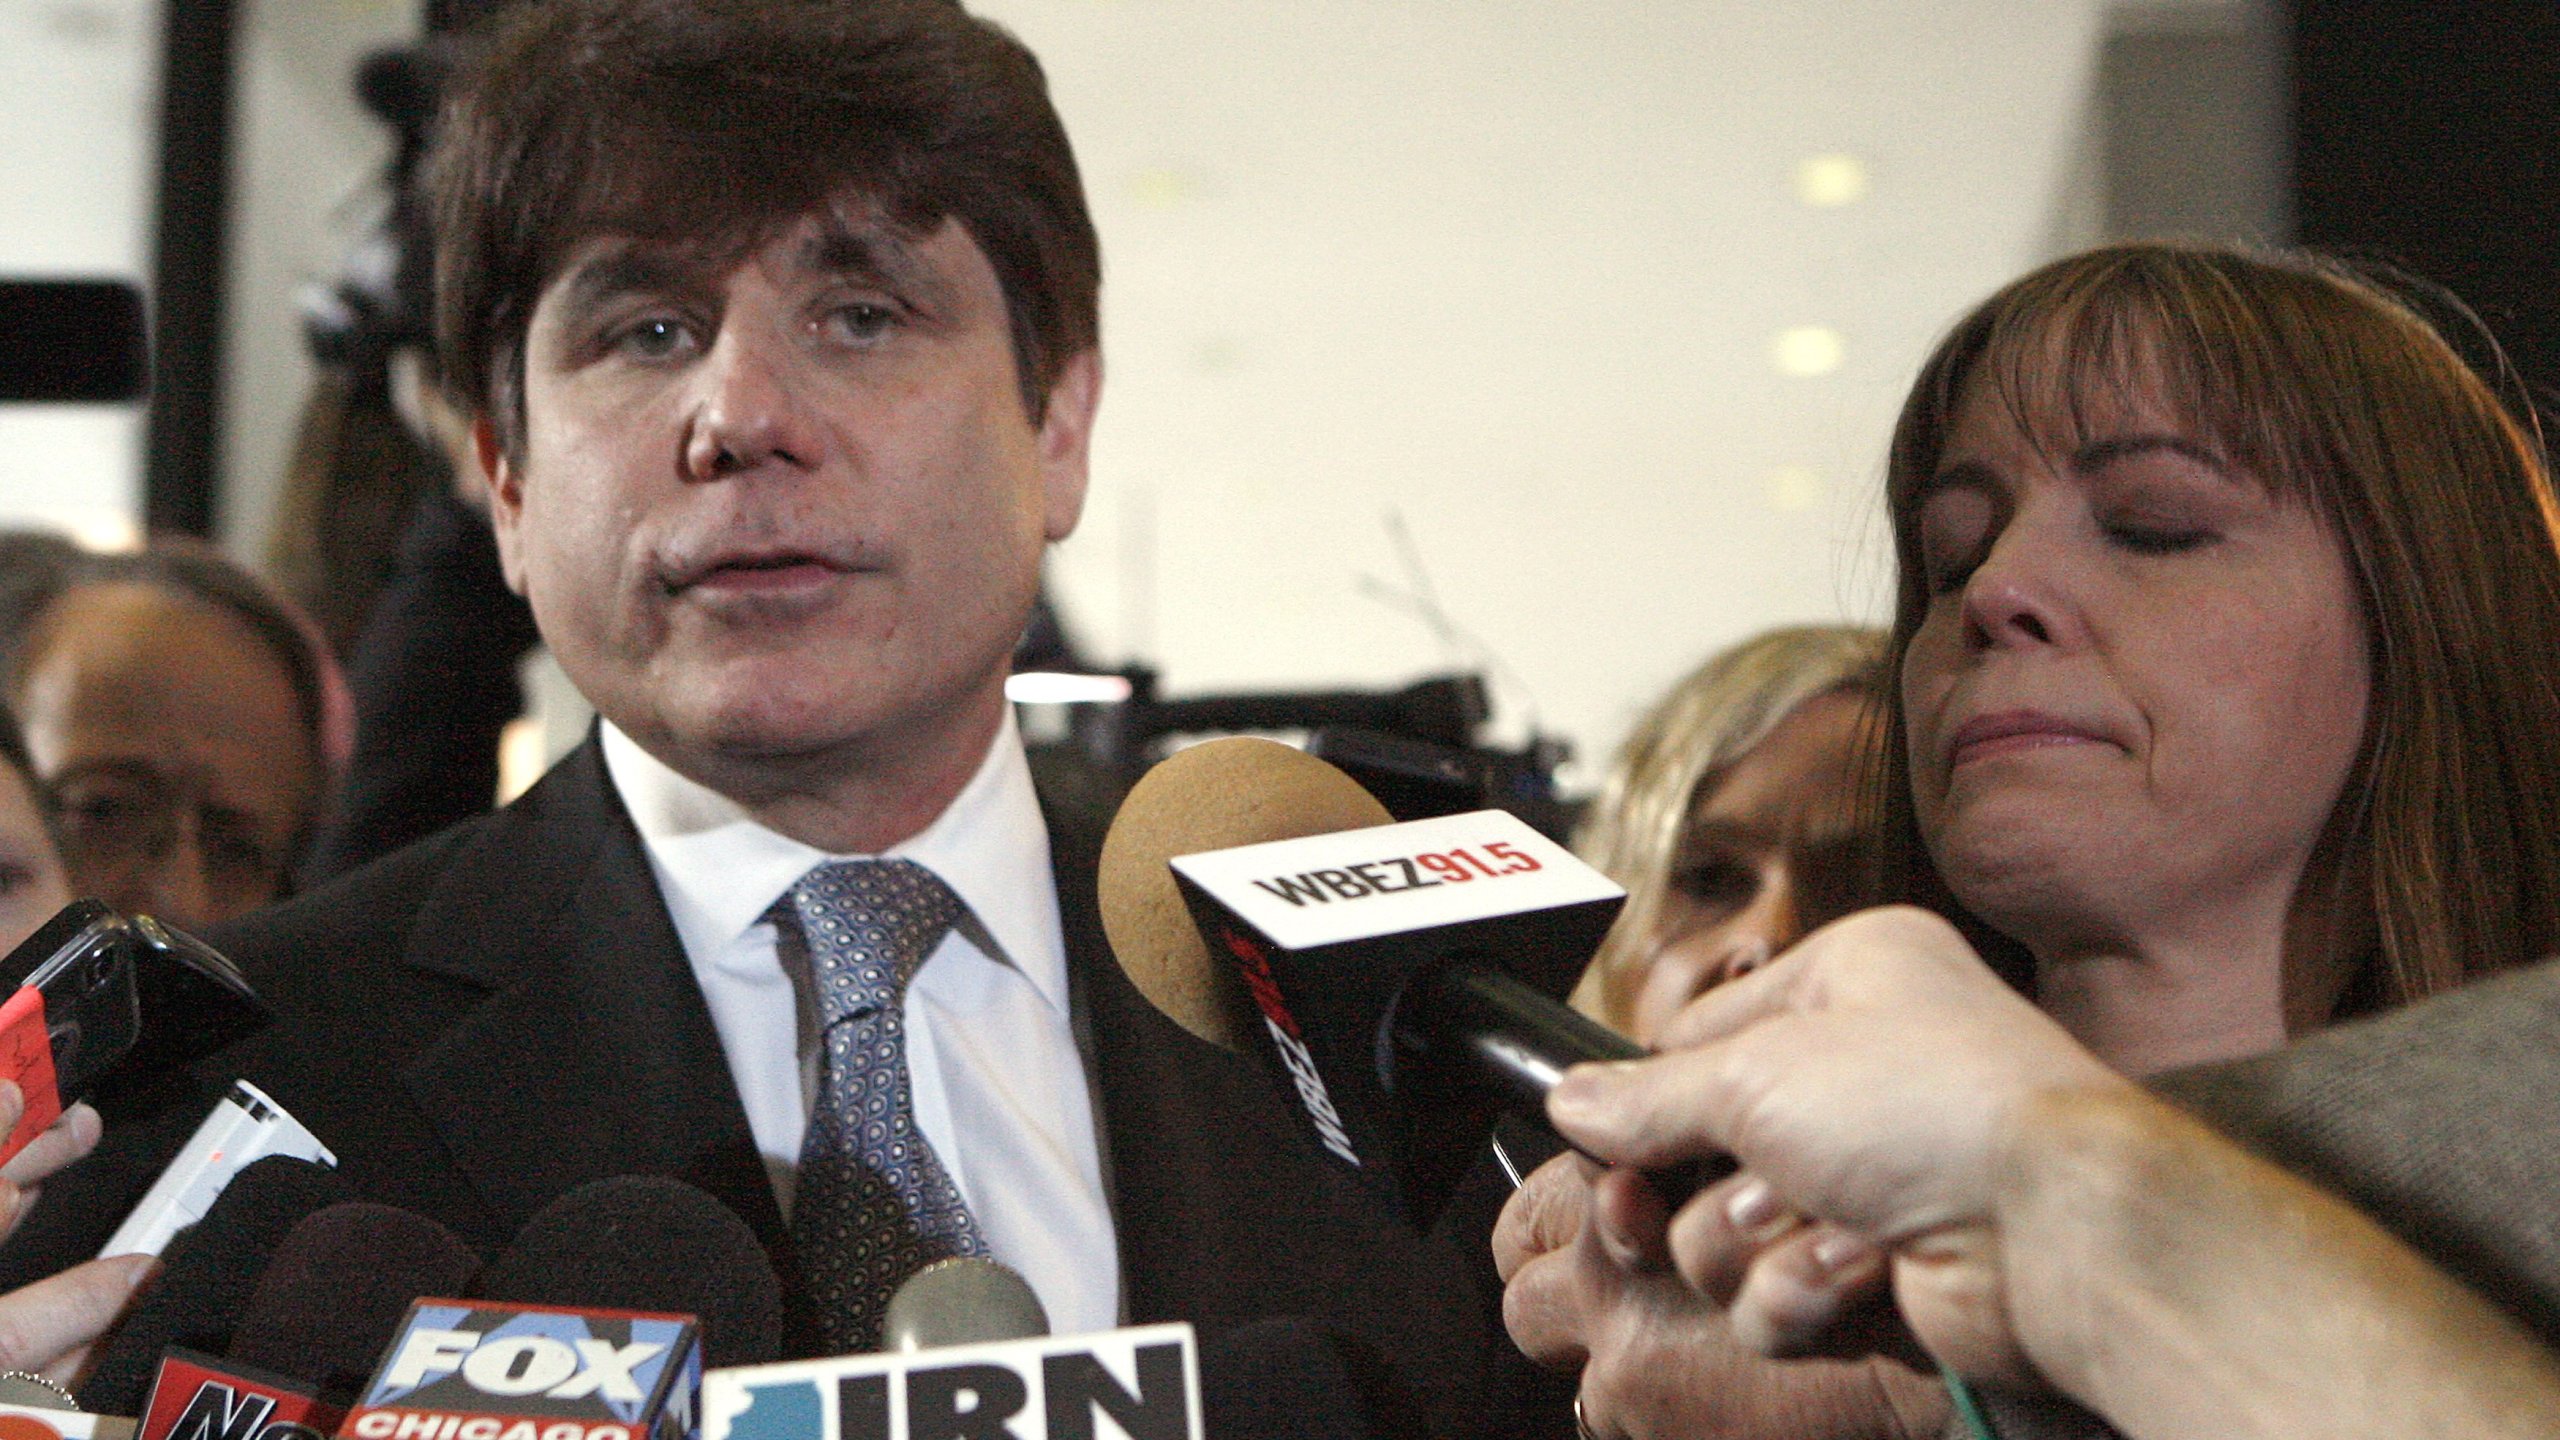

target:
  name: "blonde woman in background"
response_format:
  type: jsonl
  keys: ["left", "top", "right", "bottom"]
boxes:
{"left": 1571, "top": 625, "right": 1886, "bottom": 1046}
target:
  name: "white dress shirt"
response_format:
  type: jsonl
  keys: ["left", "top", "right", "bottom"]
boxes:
{"left": 601, "top": 713, "right": 1120, "bottom": 1336}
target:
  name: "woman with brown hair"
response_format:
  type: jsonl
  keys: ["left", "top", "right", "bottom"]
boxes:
{"left": 1500, "top": 240, "right": 2560, "bottom": 1438}
{"left": 1873, "top": 242, "right": 2560, "bottom": 1072}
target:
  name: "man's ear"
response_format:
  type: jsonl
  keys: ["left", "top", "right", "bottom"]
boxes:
{"left": 476, "top": 417, "right": 533, "bottom": 597}
{"left": 1035, "top": 348, "right": 1101, "bottom": 543}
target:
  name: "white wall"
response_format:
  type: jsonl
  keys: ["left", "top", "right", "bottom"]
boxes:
{"left": 10, "top": 0, "right": 2280, "bottom": 779}
{"left": 0, "top": 0, "right": 160, "bottom": 548}
{"left": 979, "top": 0, "right": 2116, "bottom": 775}
{"left": 217, "top": 0, "right": 418, "bottom": 555}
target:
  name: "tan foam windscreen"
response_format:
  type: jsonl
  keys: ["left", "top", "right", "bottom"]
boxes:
{"left": 1096, "top": 737, "right": 1393, "bottom": 1049}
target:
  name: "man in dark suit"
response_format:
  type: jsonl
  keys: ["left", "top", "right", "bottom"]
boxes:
{"left": 6, "top": 2, "right": 1546, "bottom": 1432}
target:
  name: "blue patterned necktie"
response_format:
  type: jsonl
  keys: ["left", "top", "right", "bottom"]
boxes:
{"left": 784, "top": 858, "right": 990, "bottom": 1352}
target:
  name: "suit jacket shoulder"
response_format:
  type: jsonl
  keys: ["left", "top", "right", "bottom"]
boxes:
{"left": 219, "top": 737, "right": 775, "bottom": 1255}
{"left": 4, "top": 740, "right": 773, "bottom": 1275}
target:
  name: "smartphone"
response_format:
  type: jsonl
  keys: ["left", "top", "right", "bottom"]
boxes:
{"left": 0, "top": 902, "right": 144, "bottom": 1164}
{"left": 120, "top": 914, "right": 271, "bottom": 1079}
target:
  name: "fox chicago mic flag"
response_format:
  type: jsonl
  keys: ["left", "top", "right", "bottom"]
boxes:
{"left": 336, "top": 1301, "right": 700, "bottom": 1440}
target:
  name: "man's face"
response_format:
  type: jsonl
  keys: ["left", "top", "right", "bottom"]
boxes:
{"left": 15, "top": 583, "right": 319, "bottom": 931}
{"left": 485, "top": 204, "right": 1098, "bottom": 820}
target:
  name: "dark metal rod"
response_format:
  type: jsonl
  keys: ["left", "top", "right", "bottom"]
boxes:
{"left": 143, "top": 0, "right": 237, "bottom": 538}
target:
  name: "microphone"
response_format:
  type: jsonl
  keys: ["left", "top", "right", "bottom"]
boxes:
{"left": 1097, "top": 736, "right": 1732, "bottom": 1228}
{"left": 78, "top": 1156, "right": 353, "bottom": 1416}
{"left": 469, "top": 1177, "right": 785, "bottom": 1370}
{"left": 878, "top": 1259, "right": 1047, "bottom": 1353}
{"left": 342, "top": 1300, "right": 702, "bottom": 1440}
{"left": 136, "top": 1352, "right": 339, "bottom": 1440}
{"left": 334, "top": 1179, "right": 780, "bottom": 1440}
{"left": 224, "top": 1202, "right": 483, "bottom": 1405}
{"left": 0, "top": 1403, "right": 136, "bottom": 1440}
{"left": 700, "top": 1313, "right": 1201, "bottom": 1440}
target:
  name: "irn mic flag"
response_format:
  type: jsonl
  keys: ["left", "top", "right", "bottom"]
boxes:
{"left": 701, "top": 1325, "right": 1199, "bottom": 1440}
{"left": 338, "top": 1301, "right": 701, "bottom": 1440}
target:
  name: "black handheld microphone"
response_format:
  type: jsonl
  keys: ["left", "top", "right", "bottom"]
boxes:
{"left": 223, "top": 1201, "right": 483, "bottom": 1405}
{"left": 1098, "top": 737, "right": 1734, "bottom": 1228}
{"left": 469, "top": 1175, "right": 785, "bottom": 1368}
{"left": 131, "top": 1208, "right": 467, "bottom": 1440}
{"left": 78, "top": 1155, "right": 353, "bottom": 1415}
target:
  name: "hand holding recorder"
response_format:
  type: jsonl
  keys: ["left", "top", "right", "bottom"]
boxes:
{"left": 0, "top": 901, "right": 272, "bottom": 1173}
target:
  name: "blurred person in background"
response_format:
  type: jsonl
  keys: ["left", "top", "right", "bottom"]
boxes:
{"left": 0, "top": 706, "right": 155, "bottom": 1383}
{"left": 1530, "top": 624, "right": 1939, "bottom": 1435}
{"left": 0, "top": 538, "right": 345, "bottom": 931}
{"left": 1570, "top": 625, "right": 1886, "bottom": 1046}
{"left": 0, "top": 703, "right": 70, "bottom": 966}
{"left": 269, "top": 35, "right": 545, "bottom": 879}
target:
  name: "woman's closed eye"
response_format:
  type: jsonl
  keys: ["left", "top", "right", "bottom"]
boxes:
{"left": 2102, "top": 519, "right": 2216, "bottom": 555}
{"left": 1915, "top": 486, "right": 1996, "bottom": 595}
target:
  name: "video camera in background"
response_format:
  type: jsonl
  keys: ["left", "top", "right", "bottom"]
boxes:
{"left": 1021, "top": 667, "right": 1580, "bottom": 842}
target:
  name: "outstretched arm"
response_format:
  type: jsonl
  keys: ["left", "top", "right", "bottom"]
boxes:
{"left": 1548, "top": 907, "right": 2560, "bottom": 1440}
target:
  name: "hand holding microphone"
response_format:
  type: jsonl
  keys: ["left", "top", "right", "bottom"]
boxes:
{"left": 0, "top": 1255, "right": 158, "bottom": 1391}
{"left": 0, "top": 1080, "right": 144, "bottom": 1391}
{"left": 0, "top": 1082, "right": 102, "bottom": 1244}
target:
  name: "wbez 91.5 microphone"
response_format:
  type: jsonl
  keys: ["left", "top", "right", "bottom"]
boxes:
{"left": 1099, "top": 737, "right": 1736, "bottom": 1227}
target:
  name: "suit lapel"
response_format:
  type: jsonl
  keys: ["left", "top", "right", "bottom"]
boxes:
{"left": 392, "top": 739, "right": 787, "bottom": 1250}
{"left": 1031, "top": 755, "right": 1345, "bottom": 1328}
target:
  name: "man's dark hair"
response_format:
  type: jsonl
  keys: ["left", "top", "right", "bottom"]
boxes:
{"left": 427, "top": 0, "right": 1102, "bottom": 457}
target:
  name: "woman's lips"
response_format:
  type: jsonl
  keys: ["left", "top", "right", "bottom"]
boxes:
{"left": 1945, "top": 709, "right": 2111, "bottom": 769}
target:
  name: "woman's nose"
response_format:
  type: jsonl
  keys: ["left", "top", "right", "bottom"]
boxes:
{"left": 1960, "top": 514, "right": 2089, "bottom": 653}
